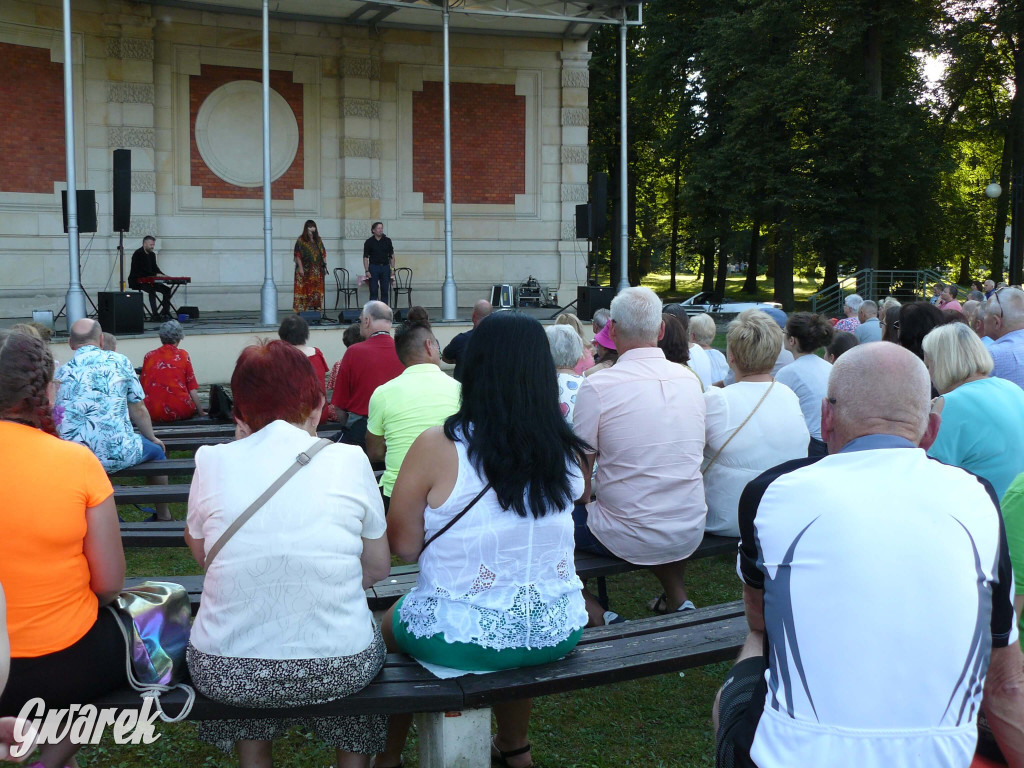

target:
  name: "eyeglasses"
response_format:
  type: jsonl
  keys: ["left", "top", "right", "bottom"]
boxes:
{"left": 990, "top": 287, "right": 1006, "bottom": 317}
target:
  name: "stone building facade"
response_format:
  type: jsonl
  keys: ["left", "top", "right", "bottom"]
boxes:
{"left": 0, "top": 0, "right": 593, "bottom": 317}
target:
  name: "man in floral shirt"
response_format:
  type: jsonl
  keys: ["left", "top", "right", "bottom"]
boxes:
{"left": 55, "top": 318, "right": 172, "bottom": 520}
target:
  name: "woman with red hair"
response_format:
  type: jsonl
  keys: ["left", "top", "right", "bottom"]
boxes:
{"left": 184, "top": 340, "right": 391, "bottom": 768}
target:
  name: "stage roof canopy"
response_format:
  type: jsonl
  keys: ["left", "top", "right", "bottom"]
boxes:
{"left": 148, "top": 0, "right": 645, "bottom": 38}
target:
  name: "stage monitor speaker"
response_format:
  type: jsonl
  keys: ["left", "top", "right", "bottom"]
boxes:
{"left": 98, "top": 291, "right": 144, "bottom": 335}
{"left": 62, "top": 190, "right": 97, "bottom": 233}
{"left": 339, "top": 309, "right": 361, "bottom": 324}
{"left": 591, "top": 172, "right": 608, "bottom": 240}
{"left": 179, "top": 305, "right": 199, "bottom": 320}
{"left": 575, "top": 203, "right": 592, "bottom": 239}
{"left": 299, "top": 310, "right": 321, "bottom": 326}
{"left": 112, "top": 149, "right": 132, "bottom": 232}
{"left": 577, "top": 286, "right": 613, "bottom": 322}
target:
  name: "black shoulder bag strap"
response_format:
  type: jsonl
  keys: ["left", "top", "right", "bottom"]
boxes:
{"left": 420, "top": 483, "right": 492, "bottom": 554}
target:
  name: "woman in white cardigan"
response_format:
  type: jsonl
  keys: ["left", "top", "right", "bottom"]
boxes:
{"left": 702, "top": 310, "right": 809, "bottom": 536}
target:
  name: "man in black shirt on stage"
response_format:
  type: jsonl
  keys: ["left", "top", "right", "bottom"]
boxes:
{"left": 362, "top": 221, "right": 395, "bottom": 305}
{"left": 128, "top": 235, "right": 171, "bottom": 320}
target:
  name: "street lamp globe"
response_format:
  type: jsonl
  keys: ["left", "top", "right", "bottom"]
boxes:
{"left": 986, "top": 181, "right": 1003, "bottom": 199}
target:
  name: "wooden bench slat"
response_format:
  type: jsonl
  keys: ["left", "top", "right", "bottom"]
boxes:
{"left": 457, "top": 614, "right": 748, "bottom": 707}
{"left": 111, "top": 459, "right": 196, "bottom": 479}
{"left": 88, "top": 605, "right": 746, "bottom": 719}
{"left": 115, "top": 485, "right": 191, "bottom": 505}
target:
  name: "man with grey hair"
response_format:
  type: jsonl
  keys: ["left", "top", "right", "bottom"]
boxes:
{"left": 853, "top": 300, "right": 881, "bottom": 343}
{"left": 591, "top": 307, "right": 611, "bottom": 335}
{"left": 329, "top": 300, "right": 403, "bottom": 448}
{"left": 962, "top": 299, "right": 994, "bottom": 347}
{"left": 983, "top": 286, "right": 1024, "bottom": 389}
{"left": 56, "top": 318, "right": 171, "bottom": 519}
{"left": 714, "top": 342, "right": 1024, "bottom": 768}
{"left": 834, "top": 293, "right": 863, "bottom": 333}
{"left": 573, "top": 287, "right": 707, "bottom": 625}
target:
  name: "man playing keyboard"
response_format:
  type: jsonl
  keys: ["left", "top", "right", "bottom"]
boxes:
{"left": 128, "top": 235, "right": 172, "bottom": 320}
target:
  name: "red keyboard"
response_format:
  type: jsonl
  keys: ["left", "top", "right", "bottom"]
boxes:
{"left": 137, "top": 276, "right": 191, "bottom": 285}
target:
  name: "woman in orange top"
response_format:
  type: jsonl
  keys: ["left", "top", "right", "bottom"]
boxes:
{"left": 0, "top": 330, "right": 127, "bottom": 768}
{"left": 141, "top": 319, "right": 205, "bottom": 422}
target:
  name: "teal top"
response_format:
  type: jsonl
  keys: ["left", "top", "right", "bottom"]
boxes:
{"left": 927, "top": 376, "right": 1024, "bottom": 500}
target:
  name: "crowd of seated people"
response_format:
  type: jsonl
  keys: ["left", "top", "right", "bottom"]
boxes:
{"left": 8, "top": 284, "right": 1024, "bottom": 768}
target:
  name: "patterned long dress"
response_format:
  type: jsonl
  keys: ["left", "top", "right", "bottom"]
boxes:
{"left": 293, "top": 237, "right": 327, "bottom": 312}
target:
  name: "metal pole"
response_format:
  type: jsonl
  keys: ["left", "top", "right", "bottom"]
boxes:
{"left": 440, "top": 0, "right": 458, "bottom": 321}
{"left": 259, "top": 0, "right": 278, "bottom": 325}
{"left": 616, "top": 12, "right": 629, "bottom": 293}
{"left": 62, "top": 0, "right": 86, "bottom": 324}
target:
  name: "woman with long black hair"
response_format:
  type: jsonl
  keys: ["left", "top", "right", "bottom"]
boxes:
{"left": 376, "top": 312, "right": 590, "bottom": 768}
{"left": 292, "top": 219, "right": 326, "bottom": 312}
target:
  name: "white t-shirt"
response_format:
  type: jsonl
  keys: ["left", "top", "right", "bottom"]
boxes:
{"left": 187, "top": 420, "right": 387, "bottom": 660}
{"left": 702, "top": 381, "right": 808, "bottom": 536}
{"left": 774, "top": 354, "right": 832, "bottom": 440}
{"left": 738, "top": 439, "right": 1017, "bottom": 768}
{"left": 705, "top": 347, "right": 729, "bottom": 385}
{"left": 688, "top": 344, "right": 713, "bottom": 390}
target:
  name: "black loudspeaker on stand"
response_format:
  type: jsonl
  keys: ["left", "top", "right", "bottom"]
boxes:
{"left": 113, "top": 149, "right": 132, "bottom": 291}
{"left": 98, "top": 291, "right": 144, "bottom": 335}
{"left": 62, "top": 190, "right": 97, "bottom": 233}
{"left": 576, "top": 286, "right": 613, "bottom": 322}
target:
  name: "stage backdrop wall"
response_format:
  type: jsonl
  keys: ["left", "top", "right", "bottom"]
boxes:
{"left": 0, "top": 0, "right": 593, "bottom": 319}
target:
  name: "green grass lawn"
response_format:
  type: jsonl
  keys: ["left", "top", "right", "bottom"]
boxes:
{"left": 640, "top": 271, "right": 821, "bottom": 311}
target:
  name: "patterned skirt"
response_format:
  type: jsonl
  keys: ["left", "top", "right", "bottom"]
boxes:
{"left": 293, "top": 267, "right": 324, "bottom": 312}
{"left": 186, "top": 628, "right": 386, "bottom": 754}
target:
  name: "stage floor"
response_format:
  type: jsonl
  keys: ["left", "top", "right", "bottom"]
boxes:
{"left": 1, "top": 304, "right": 568, "bottom": 339}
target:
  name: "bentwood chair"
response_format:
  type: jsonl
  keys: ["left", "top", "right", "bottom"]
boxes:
{"left": 334, "top": 267, "right": 358, "bottom": 310}
{"left": 393, "top": 267, "right": 413, "bottom": 309}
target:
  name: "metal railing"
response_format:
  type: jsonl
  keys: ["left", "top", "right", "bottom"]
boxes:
{"left": 809, "top": 269, "right": 944, "bottom": 316}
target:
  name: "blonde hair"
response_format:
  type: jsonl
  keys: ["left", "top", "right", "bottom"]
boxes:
{"left": 727, "top": 309, "right": 783, "bottom": 375}
{"left": 921, "top": 322, "right": 994, "bottom": 393}
{"left": 555, "top": 313, "right": 588, "bottom": 344}
{"left": 689, "top": 313, "right": 717, "bottom": 346}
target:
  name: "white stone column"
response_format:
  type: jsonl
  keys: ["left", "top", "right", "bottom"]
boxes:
{"left": 558, "top": 45, "right": 591, "bottom": 303}
{"left": 339, "top": 39, "right": 383, "bottom": 272}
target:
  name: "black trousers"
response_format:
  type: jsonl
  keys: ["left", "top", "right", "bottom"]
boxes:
{"left": 133, "top": 283, "right": 172, "bottom": 317}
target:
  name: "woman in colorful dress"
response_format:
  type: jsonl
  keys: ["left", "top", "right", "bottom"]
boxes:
{"left": 141, "top": 319, "right": 205, "bottom": 422}
{"left": 293, "top": 219, "right": 327, "bottom": 312}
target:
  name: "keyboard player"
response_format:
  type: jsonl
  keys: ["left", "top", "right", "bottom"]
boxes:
{"left": 128, "top": 235, "right": 172, "bottom": 320}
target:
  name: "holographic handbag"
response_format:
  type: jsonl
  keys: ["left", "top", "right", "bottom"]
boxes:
{"left": 107, "top": 580, "right": 195, "bottom": 722}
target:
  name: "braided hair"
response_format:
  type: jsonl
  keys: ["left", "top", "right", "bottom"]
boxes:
{"left": 0, "top": 330, "right": 57, "bottom": 435}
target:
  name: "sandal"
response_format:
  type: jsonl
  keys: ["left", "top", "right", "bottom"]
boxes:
{"left": 647, "top": 593, "right": 669, "bottom": 614}
{"left": 491, "top": 737, "right": 533, "bottom": 768}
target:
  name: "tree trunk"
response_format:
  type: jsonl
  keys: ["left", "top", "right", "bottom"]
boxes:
{"left": 669, "top": 155, "right": 681, "bottom": 292}
{"left": 743, "top": 207, "right": 761, "bottom": 294}
{"left": 774, "top": 218, "right": 795, "bottom": 312}
{"left": 714, "top": 219, "right": 730, "bottom": 297}
{"left": 823, "top": 240, "right": 839, "bottom": 290}
{"left": 859, "top": 9, "right": 882, "bottom": 273}
{"left": 701, "top": 237, "right": 716, "bottom": 293}
{"left": 993, "top": 135, "right": 1012, "bottom": 282}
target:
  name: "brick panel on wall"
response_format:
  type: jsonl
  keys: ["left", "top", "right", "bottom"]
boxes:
{"left": 189, "top": 64, "right": 303, "bottom": 200}
{"left": 0, "top": 42, "right": 66, "bottom": 194}
{"left": 412, "top": 82, "right": 525, "bottom": 205}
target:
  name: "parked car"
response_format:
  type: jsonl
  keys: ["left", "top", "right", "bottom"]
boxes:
{"left": 669, "top": 291, "right": 782, "bottom": 318}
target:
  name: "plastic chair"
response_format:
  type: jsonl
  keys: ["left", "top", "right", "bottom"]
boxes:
{"left": 334, "top": 267, "right": 358, "bottom": 309}
{"left": 393, "top": 267, "right": 413, "bottom": 309}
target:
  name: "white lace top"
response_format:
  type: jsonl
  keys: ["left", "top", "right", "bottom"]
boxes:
{"left": 400, "top": 436, "right": 588, "bottom": 650}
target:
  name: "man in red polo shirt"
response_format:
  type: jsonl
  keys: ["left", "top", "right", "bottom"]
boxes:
{"left": 330, "top": 300, "right": 403, "bottom": 448}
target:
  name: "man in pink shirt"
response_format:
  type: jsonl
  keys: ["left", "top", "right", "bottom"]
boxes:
{"left": 573, "top": 286, "right": 707, "bottom": 626}
{"left": 939, "top": 284, "right": 963, "bottom": 312}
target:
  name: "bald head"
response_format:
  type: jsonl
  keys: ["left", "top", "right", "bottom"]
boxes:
{"left": 472, "top": 299, "right": 492, "bottom": 326}
{"left": 823, "top": 342, "right": 933, "bottom": 452}
{"left": 69, "top": 318, "right": 102, "bottom": 350}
